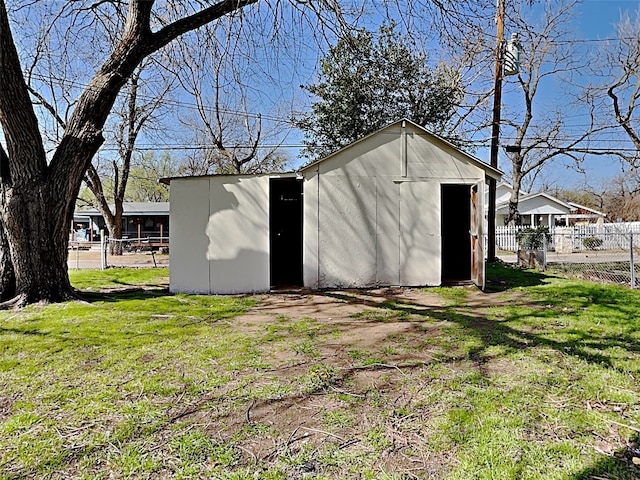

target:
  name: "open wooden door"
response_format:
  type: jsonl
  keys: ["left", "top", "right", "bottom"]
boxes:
{"left": 470, "top": 181, "right": 485, "bottom": 289}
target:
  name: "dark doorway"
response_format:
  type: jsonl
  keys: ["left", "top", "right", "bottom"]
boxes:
{"left": 441, "top": 184, "right": 471, "bottom": 282}
{"left": 270, "top": 178, "right": 303, "bottom": 288}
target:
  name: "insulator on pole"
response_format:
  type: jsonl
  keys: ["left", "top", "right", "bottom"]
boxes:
{"left": 504, "top": 33, "right": 522, "bottom": 76}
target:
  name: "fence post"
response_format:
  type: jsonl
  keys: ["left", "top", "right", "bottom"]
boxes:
{"left": 542, "top": 232, "right": 547, "bottom": 271}
{"left": 101, "top": 232, "right": 107, "bottom": 271}
{"left": 631, "top": 233, "right": 636, "bottom": 289}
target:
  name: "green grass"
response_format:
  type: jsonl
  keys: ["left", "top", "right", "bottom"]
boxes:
{"left": 0, "top": 265, "right": 639, "bottom": 479}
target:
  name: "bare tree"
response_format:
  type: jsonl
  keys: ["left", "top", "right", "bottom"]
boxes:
{"left": 0, "top": 0, "right": 353, "bottom": 306}
{"left": 586, "top": 11, "right": 640, "bottom": 168}
{"left": 126, "top": 152, "right": 177, "bottom": 202}
{"left": 599, "top": 169, "right": 640, "bottom": 221}
{"left": 498, "top": 0, "right": 598, "bottom": 225}
{"left": 169, "top": 22, "right": 290, "bottom": 175}
{"left": 83, "top": 61, "right": 173, "bottom": 254}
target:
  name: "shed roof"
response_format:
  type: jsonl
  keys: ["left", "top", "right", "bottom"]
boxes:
{"left": 159, "top": 172, "right": 297, "bottom": 185}
{"left": 76, "top": 202, "right": 170, "bottom": 216}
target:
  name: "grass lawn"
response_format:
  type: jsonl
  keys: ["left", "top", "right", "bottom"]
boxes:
{"left": 0, "top": 264, "right": 639, "bottom": 479}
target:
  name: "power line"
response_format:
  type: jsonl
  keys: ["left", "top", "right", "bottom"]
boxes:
{"left": 99, "top": 144, "right": 307, "bottom": 152}
{"left": 25, "top": 71, "right": 298, "bottom": 125}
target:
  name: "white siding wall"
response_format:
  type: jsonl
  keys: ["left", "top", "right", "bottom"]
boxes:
{"left": 376, "top": 179, "right": 401, "bottom": 285}
{"left": 303, "top": 172, "right": 320, "bottom": 288}
{"left": 208, "top": 176, "right": 270, "bottom": 294}
{"left": 399, "top": 181, "right": 441, "bottom": 285}
{"left": 518, "top": 196, "right": 570, "bottom": 215}
{"left": 170, "top": 176, "right": 270, "bottom": 294}
{"left": 170, "top": 121, "right": 494, "bottom": 294}
{"left": 317, "top": 175, "right": 378, "bottom": 287}
{"left": 406, "top": 130, "right": 480, "bottom": 181}
{"left": 304, "top": 122, "right": 485, "bottom": 289}
{"left": 170, "top": 178, "right": 211, "bottom": 294}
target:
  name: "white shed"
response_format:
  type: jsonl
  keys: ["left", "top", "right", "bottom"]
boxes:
{"left": 164, "top": 120, "right": 501, "bottom": 294}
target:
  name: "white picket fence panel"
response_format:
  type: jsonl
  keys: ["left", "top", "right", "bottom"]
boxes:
{"left": 495, "top": 222, "right": 640, "bottom": 252}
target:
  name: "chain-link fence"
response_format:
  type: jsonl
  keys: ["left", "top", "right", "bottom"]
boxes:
{"left": 105, "top": 237, "right": 169, "bottom": 268}
{"left": 493, "top": 227, "right": 640, "bottom": 289}
{"left": 71, "top": 227, "right": 639, "bottom": 288}
{"left": 68, "top": 236, "right": 169, "bottom": 270}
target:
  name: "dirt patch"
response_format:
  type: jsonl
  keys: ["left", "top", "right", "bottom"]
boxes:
{"left": 169, "top": 287, "right": 499, "bottom": 477}
{"left": 100, "top": 284, "right": 532, "bottom": 477}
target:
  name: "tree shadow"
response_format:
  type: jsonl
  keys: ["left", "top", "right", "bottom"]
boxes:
{"left": 317, "top": 285, "right": 640, "bottom": 476}
{"left": 76, "top": 287, "right": 171, "bottom": 303}
{"left": 485, "top": 260, "right": 550, "bottom": 291}
{"left": 321, "top": 276, "right": 639, "bottom": 374}
{"left": 571, "top": 433, "right": 640, "bottom": 480}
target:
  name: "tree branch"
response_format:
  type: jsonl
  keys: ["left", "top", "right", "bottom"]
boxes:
{"left": 0, "top": 0, "right": 47, "bottom": 184}
{"left": 150, "top": 0, "right": 258, "bottom": 52}
{"left": 27, "top": 86, "right": 67, "bottom": 130}
{"left": 84, "top": 163, "right": 115, "bottom": 227}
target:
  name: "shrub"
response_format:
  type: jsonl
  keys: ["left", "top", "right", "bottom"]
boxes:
{"left": 583, "top": 237, "right": 603, "bottom": 250}
{"left": 516, "top": 226, "right": 551, "bottom": 250}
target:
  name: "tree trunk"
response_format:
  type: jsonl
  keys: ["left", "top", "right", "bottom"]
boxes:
{"left": 107, "top": 203, "right": 124, "bottom": 256}
{"left": 0, "top": 0, "right": 263, "bottom": 306}
{"left": 506, "top": 160, "right": 525, "bottom": 226}
{"left": 0, "top": 182, "right": 75, "bottom": 305}
{"left": 0, "top": 221, "right": 15, "bottom": 302}
{"left": 507, "top": 197, "right": 521, "bottom": 226}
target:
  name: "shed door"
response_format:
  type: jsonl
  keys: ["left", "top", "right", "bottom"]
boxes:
{"left": 471, "top": 181, "right": 485, "bottom": 289}
{"left": 441, "top": 184, "right": 471, "bottom": 282}
{"left": 270, "top": 178, "right": 303, "bottom": 288}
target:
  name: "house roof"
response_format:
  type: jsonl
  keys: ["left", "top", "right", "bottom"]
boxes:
{"left": 76, "top": 202, "right": 170, "bottom": 216}
{"left": 496, "top": 192, "right": 572, "bottom": 215}
{"left": 568, "top": 202, "right": 607, "bottom": 217}
{"left": 495, "top": 182, "right": 528, "bottom": 195}
{"left": 299, "top": 119, "right": 503, "bottom": 180}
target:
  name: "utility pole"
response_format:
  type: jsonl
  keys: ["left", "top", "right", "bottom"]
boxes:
{"left": 488, "top": 0, "right": 505, "bottom": 262}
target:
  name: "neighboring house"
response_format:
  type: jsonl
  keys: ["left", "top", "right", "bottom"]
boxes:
{"left": 494, "top": 182, "right": 523, "bottom": 206}
{"left": 497, "top": 192, "right": 572, "bottom": 227}
{"left": 491, "top": 183, "right": 572, "bottom": 227}
{"left": 567, "top": 202, "right": 607, "bottom": 225}
{"left": 74, "top": 202, "right": 170, "bottom": 240}
{"left": 163, "top": 119, "right": 501, "bottom": 294}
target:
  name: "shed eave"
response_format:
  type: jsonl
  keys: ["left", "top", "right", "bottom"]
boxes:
{"left": 160, "top": 171, "right": 298, "bottom": 185}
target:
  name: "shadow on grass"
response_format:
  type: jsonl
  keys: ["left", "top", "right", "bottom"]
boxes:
{"left": 318, "top": 282, "right": 640, "bottom": 477}
{"left": 322, "top": 258, "right": 640, "bottom": 371}
{"left": 322, "top": 291, "right": 637, "bottom": 374}
{"left": 77, "top": 286, "right": 171, "bottom": 303}
{"left": 572, "top": 433, "right": 640, "bottom": 480}
{"left": 485, "top": 260, "right": 550, "bottom": 291}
